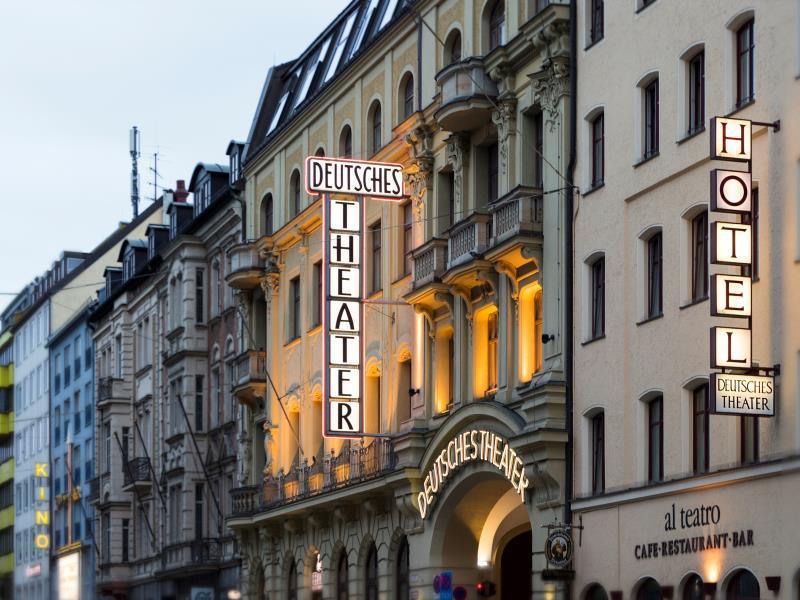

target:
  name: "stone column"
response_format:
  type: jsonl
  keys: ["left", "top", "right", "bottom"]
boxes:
{"left": 404, "top": 125, "right": 435, "bottom": 240}
{"left": 492, "top": 97, "right": 518, "bottom": 197}
{"left": 446, "top": 134, "right": 470, "bottom": 219}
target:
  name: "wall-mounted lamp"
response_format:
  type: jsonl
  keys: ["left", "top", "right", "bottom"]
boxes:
{"left": 765, "top": 577, "right": 781, "bottom": 594}
{"left": 702, "top": 582, "right": 717, "bottom": 596}
{"left": 541, "top": 333, "right": 555, "bottom": 344}
{"left": 409, "top": 388, "right": 420, "bottom": 397}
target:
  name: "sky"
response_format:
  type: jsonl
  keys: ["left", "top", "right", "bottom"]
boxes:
{"left": 0, "top": 0, "right": 348, "bottom": 314}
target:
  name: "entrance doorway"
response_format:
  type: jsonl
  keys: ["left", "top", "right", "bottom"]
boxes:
{"left": 500, "top": 530, "right": 532, "bottom": 600}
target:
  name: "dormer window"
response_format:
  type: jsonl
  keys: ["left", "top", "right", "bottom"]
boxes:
{"left": 170, "top": 212, "right": 178, "bottom": 238}
{"left": 148, "top": 235, "right": 156, "bottom": 259}
{"left": 203, "top": 180, "right": 211, "bottom": 209}
{"left": 123, "top": 249, "right": 135, "bottom": 281}
{"left": 230, "top": 151, "right": 240, "bottom": 184}
{"left": 293, "top": 37, "right": 331, "bottom": 110}
{"left": 324, "top": 11, "right": 356, "bottom": 83}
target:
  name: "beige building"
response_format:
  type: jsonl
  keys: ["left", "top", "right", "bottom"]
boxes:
{"left": 89, "top": 167, "right": 244, "bottom": 599}
{"left": 227, "top": 0, "right": 573, "bottom": 598}
{"left": 572, "top": 1, "right": 800, "bottom": 599}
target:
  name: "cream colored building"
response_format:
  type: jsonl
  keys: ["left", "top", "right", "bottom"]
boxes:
{"left": 227, "top": 0, "right": 573, "bottom": 598}
{"left": 572, "top": 1, "right": 800, "bottom": 598}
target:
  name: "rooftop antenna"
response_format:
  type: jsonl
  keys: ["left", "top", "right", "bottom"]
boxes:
{"left": 148, "top": 149, "right": 163, "bottom": 203}
{"left": 129, "top": 126, "right": 141, "bottom": 217}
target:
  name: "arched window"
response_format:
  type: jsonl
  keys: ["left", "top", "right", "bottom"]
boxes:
{"left": 489, "top": 1, "right": 505, "bottom": 50}
{"left": 337, "top": 552, "right": 348, "bottom": 600}
{"left": 396, "top": 537, "right": 410, "bottom": 600}
{"left": 339, "top": 125, "right": 353, "bottom": 158}
{"left": 727, "top": 570, "right": 759, "bottom": 600}
{"left": 637, "top": 578, "right": 662, "bottom": 600}
{"left": 586, "top": 584, "right": 609, "bottom": 600}
{"left": 445, "top": 30, "right": 462, "bottom": 65}
{"left": 683, "top": 574, "right": 704, "bottom": 600}
{"left": 370, "top": 101, "right": 382, "bottom": 154}
{"left": 261, "top": 194, "right": 273, "bottom": 236}
{"left": 400, "top": 74, "right": 414, "bottom": 121}
{"left": 288, "top": 560, "right": 298, "bottom": 600}
{"left": 365, "top": 544, "right": 378, "bottom": 600}
{"left": 290, "top": 170, "right": 301, "bottom": 217}
{"left": 315, "top": 146, "right": 325, "bottom": 157}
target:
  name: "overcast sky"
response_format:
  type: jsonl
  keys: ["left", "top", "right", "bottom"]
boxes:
{"left": 0, "top": 0, "right": 347, "bottom": 314}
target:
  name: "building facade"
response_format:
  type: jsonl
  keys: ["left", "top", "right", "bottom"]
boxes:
{"left": 571, "top": 1, "right": 800, "bottom": 599}
{"left": 48, "top": 304, "right": 96, "bottom": 599}
{"left": 90, "top": 170, "right": 244, "bottom": 599}
{"left": 0, "top": 330, "right": 15, "bottom": 599}
{"left": 227, "top": 0, "right": 572, "bottom": 598}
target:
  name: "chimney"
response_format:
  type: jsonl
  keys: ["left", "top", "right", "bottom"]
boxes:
{"left": 174, "top": 180, "right": 189, "bottom": 203}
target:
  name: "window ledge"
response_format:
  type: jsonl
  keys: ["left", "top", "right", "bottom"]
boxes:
{"left": 306, "top": 324, "right": 322, "bottom": 335}
{"left": 284, "top": 336, "right": 302, "bottom": 349}
{"left": 581, "top": 182, "right": 605, "bottom": 198}
{"left": 633, "top": 152, "right": 660, "bottom": 168}
{"left": 726, "top": 99, "right": 756, "bottom": 117}
{"left": 584, "top": 36, "right": 604, "bottom": 52}
{"left": 581, "top": 334, "right": 606, "bottom": 346}
{"left": 134, "top": 364, "right": 152, "bottom": 378}
{"left": 679, "top": 295, "right": 708, "bottom": 310}
{"left": 392, "top": 273, "right": 412, "bottom": 286}
{"left": 636, "top": 312, "right": 663, "bottom": 326}
{"left": 676, "top": 126, "right": 706, "bottom": 145}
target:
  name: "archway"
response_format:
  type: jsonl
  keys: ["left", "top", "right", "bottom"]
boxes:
{"left": 500, "top": 530, "right": 532, "bottom": 600}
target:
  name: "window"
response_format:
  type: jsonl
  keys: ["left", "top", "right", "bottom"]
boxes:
{"left": 74, "top": 336, "right": 81, "bottom": 373}
{"left": 727, "top": 570, "right": 759, "bottom": 600}
{"left": 400, "top": 74, "right": 414, "bottom": 120}
{"left": 740, "top": 415, "right": 759, "bottom": 464}
{"left": 85, "top": 383, "right": 92, "bottom": 427}
{"left": 261, "top": 194, "right": 274, "bottom": 236}
{"left": 365, "top": 544, "right": 378, "bottom": 600}
{"left": 487, "top": 311, "right": 499, "bottom": 394}
{"left": 194, "top": 483, "right": 204, "bottom": 540}
{"left": 195, "top": 268, "right": 204, "bottom": 323}
{"left": 643, "top": 78, "right": 659, "bottom": 158}
{"left": 684, "top": 574, "right": 704, "bottom": 600}
{"left": 337, "top": 552, "right": 348, "bottom": 600}
{"left": 591, "top": 113, "right": 604, "bottom": 186}
{"left": 211, "top": 262, "right": 221, "bottom": 317}
{"left": 591, "top": 256, "right": 605, "bottom": 339}
{"left": 743, "top": 188, "right": 759, "bottom": 279}
{"left": 290, "top": 276, "right": 301, "bottom": 340}
{"left": 324, "top": 11, "right": 356, "bottom": 83}
{"left": 370, "top": 102, "right": 382, "bottom": 154}
{"left": 169, "top": 484, "right": 183, "bottom": 543}
{"left": 122, "top": 518, "right": 129, "bottom": 562}
{"left": 104, "top": 423, "right": 111, "bottom": 474}
{"left": 688, "top": 51, "right": 705, "bottom": 135}
{"left": 195, "top": 375, "right": 204, "bottom": 432}
{"left": 64, "top": 345, "right": 71, "bottom": 386}
{"left": 647, "top": 396, "right": 664, "bottom": 482}
{"left": 102, "top": 513, "right": 110, "bottom": 562}
{"left": 370, "top": 221, "right": 382, "bottom": 294}
{"left": 291, "top": 170, "right": 302, "bottom": 217}
{"left": 693, "top": 385, "right": 709, "bottom": 474}
{"left": 211, "top": 367, "right": 220, "bottom": 428}
{"left": 402, "top": 202, "right": 413, "bottom": 276}
{"left": 339, "top": 125, "right": 353, "bottom": 158}
{"left": 54, "top": 407, "right": 61, "bottom": 447}
{"left": 591, "top": 412, "right": 605, "bottom": 494}
{"left": 293, "top": 37, "right": 330, "bottom": 110}
{"left": 590, "top": 0, "right": 603, "bottom": 44}
{"left": 396, "top": 537, "right": 410, "bottom": 600}
{"left": 446, "top": 30, "right": 462, "bottom": 65}
{"left": 586, "top": 585, "right": 609, "bottom": 600}
{"left": 313, "top": 261, "right": 322, "bottom": 327}
{"left": 489, "top": 1, "right": 505, "bottom": 50}
{"left": 73, "top": 390, "right": 81, "bottom": 432}
{"left": 691, "top": 211, "right": 708, "bottom": 300}
{"left": 488, "top": 143, "right": 499, "bottom": 202}
{"left": 637, "top": 578, "right": 662, "bottom": 600}
{"left": 647, "top": 232, "right": 663, "bottom": 318}
{"left": 736, "top": 19, "right": 755, "bottom": 107}
{"left": 349, "top": 0, "right": 380, "bottom": 60}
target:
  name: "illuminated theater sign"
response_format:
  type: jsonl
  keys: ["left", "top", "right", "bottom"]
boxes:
{"left": 307, "top": 156, "right": 405, "bottom": 437}
{"left": 708, "top": 117, "right": 774, "bottom": 416}
{"left": 416, "top": 430, "right": 530, "bottom": 519}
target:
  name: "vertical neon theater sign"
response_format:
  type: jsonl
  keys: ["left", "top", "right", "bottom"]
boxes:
{"left": 305, "top": 156, "right": 405, "bottom": 437}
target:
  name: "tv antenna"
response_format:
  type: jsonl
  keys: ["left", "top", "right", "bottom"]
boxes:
{"left": 129, "top": 126, "right": 141, "bottom": 217}
{"left": 148, "top": 150, "right": 163, "bottom": 203}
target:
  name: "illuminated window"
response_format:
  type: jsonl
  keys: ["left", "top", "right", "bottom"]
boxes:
{"left": 692, "top": 385, "right": 709, "bottom": 473}
{"left": 688, "top": 51, "right": 705, "bottom": 135}
{"left": 691, "top": 211, "right": 708, "bottom": 301}
{"left": 591, "top": 412, "right": 605, "bottom": 494}
{"left": 518, "top": 284, "right": 542, "bottom": 381}
{"left": 489, "top": 1, "right": 505, "bottom": 50}
{"left": 647, "top": 396, "right": 663, "bottom": 482}
{"left": 647, "top": 232, "right": 663, "bottom": 318}
{"left": 736, "top": 19, "right": 755, "bottom": 107}
{"left": 487, "top": 312, "right": 498, "bottom": 394}
{"left": 398, "top": 359, "right": 411, "bottom": 422}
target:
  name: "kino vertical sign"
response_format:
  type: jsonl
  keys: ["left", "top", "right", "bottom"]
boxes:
{"left": 306, "top": 156, "right": 405, "bottom": 437}
{"left": 708, "top": 117, "right": 774, "bottom": 416}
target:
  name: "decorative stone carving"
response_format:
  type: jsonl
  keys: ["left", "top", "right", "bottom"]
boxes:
{"left": 262, "top": 420, "right": 274, "bottom": 478}
{"left": 404, "top": 124, "right": 436, "bottom": 217}
{"left": 237, "top": 431, "right": 251, "bottom": 485}
{"left": 445, "top": 134, "right": 469, "bottom": 218}
{"left": 403, "top": 168, "right": 433, "bottom": 217}
{"left": 530, "top": 56, "right": 570, "bottom": 132}
{"left": 491, "top": 98, "right": 517, "bottom": 176}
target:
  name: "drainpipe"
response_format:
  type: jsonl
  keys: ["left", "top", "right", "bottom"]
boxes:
{"left": 565, "top": 1, "right": 578, "bottom": 599}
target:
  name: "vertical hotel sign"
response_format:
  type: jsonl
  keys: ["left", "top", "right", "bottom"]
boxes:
{"left": 708, "top": 117, "right": 775, "bottom": 416}
{"left": 306, "top": 156, "right": 405, "bottom": 437}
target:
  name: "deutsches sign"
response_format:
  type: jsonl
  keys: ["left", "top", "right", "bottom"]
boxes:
{"left": 307, "top": 156, "right": 406, "bottom": 437}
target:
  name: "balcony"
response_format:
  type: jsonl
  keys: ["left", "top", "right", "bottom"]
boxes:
{"left": 229, "top": 439, "right": 396, "bottom": 518}
{"left": 161, "top": 538, "right": 224, "bottom": 573}
{"left": 226, "top": 242, "right": 265, "bottom": 290}
{"left": 486, "top": 186, "right": 544, "bottom": 267}
{"left": 122, "top": 457, "right": 151, "bottom": 492}
{"left": 411, "top": 238, "right": 448, "bottom": 290}
{"left": 232, "top": 350, "right": 267, "bottom": 406}
{"left": 87, "top": 477, "right": 100, "bottom": 503}
{"left": 434, "top": 57, "right": 498, "bottom": 132}
{"left": 98, "top": 377, "right": 125, "bottom": 404}
{"left": 447, "top": 212, "right": 492, "bottom": 269}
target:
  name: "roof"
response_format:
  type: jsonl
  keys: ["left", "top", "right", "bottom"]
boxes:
{"left": 189, "top": 162, "right": 230, "bottom": 191}
{"left": 245, "top": 0, "right": 414, "bottom": 164}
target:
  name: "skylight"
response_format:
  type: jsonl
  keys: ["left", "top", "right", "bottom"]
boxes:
{"left": 267, "top": 92, "right": 290, "bottom": 134}
{"left": 293, "top": 37, "right": 331, "bottom": 110}
{"left": 348, "top": 0, "right": 380, "bottom": 60}
{"left": 378, "top": 0, "right": 400, "bottom": 30}
{"left": 323, "top": 11, "right": 356, "bottom": 83}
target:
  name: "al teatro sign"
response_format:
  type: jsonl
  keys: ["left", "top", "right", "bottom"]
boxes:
{"left": 306, "top": 156, "right": 405, "bottom": 438}
{"left": 707, "top": 117, "right": 778, "bottom": 417}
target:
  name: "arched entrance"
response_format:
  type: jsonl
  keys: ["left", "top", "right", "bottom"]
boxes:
{"left": 500, "top": 530, "right": 532, "bottom": 600}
